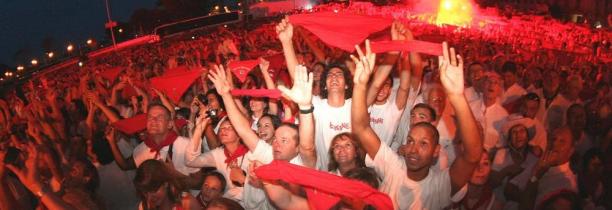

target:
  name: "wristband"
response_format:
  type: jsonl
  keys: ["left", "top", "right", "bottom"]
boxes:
{"left": 299, "top": 106, "right": 314, "bottom": 114}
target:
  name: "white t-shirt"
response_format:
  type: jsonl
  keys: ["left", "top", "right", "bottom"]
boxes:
{"left": 469, "top": 99, "right": 509, "bottom": 151}
{"left": 184, "top": 140, "right": 252, "bottom": 204}
{"left": 368, "top": 92, "right": 404, "bottom": 146}
{"left": 535, "top": 162, "right": 577, "bottom": 207}
{"left": 312, "top": 96, "right": 351, "bottom": 170}
{"left": 389, "top": 84, "right": 421, "bottom": 152}
{"left": 435, "top": 112, "right": 457, "bottom": 170}
{"left": 501, "top": 83, "right": 527, "bottom": 105}
{"left": 366, "top": 143, "right": 466, "bottom": 210}
{"left": 132, "top": 136, "right": 199, "bottom": 176}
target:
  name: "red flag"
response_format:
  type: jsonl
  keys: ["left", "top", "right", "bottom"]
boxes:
{"left": 254, "top": 161, "right": 393, "bottom": 210}
{"left": 263, "top": 53, "right": 286, "bottom": 81}
{"left": 99, "top": 67, "right": 124, "bottom": 82}
{"left": 112, "top": 114, "right": 147, "bottom": 135}
{"left": 163, "top": 66, "right": 191, "bottom": 77}
{"left": 151, "top": 69, "right": 203, "bottom": 104}
{"left": 227, "top": 60, "right": 260, "bottom": 83}
{"left": 289, "top": 12, "right": 393, "bottom": 52}
{"left": 112, "top": 114, "right": 189, "bottom": 135}
{"left": 230, "top": 89, "right": 282, "bottom": 99}
{"left": 370, "top": 40, "right": 443, "bottom": 56}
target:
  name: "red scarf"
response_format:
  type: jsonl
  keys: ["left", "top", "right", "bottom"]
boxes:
{"left": 223, "top": 144, "right": 249, "bottom": 165}
{"left": 255, "top": 161, "right": 393, "bottom": 210}
{"left": 143, "top": 131, "right": 178, "bottom": 158}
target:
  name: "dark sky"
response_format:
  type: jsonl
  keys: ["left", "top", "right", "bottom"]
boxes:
{"left": 0, "top": 0, "right": 157, "bottom": 67}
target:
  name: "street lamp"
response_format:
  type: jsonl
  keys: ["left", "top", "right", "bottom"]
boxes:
{"left": 67, "top": 44, "right": 74, "bottom": 52}
{"left": 17, "top": 66, "right": 24, "bottom": 71}
{"left": 47, "top": 52, "right": 54, "bottom": 58}
{"left": 86, "top": 39, "right": 94, "bottom": 45}
{"left": 31, "top": 59, "right": 38, "bottom": 66}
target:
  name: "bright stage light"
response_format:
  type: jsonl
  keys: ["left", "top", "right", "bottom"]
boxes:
{"left": 436, "top": 0, "right": 473, "bottom": 26}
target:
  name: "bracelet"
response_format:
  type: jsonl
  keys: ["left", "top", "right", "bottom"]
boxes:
{"left": 299, "top": 106, "right": 314, "bottom": 114}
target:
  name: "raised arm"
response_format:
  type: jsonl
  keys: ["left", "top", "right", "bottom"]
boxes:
{"left": 105, "top": 127, "right": 137, "bottom": 170}
{"left": 350, "top": 40, "right": 381, "bottom": 158}
{"left": 259, "top": 58, "right": 279, "bottom": 115}
{"left": 276, "top": 17, "right": 299, "bottom": 79}
{"left": 441, "top": 42, "right": 483, "bottom": 195}
{"left": 152, "top": 88, "right": 177, "bottom": 119}
{"left": 395, "top": 53, "right": 412, "bottom": 110}
{"left": 366, "top": 22, "right": 402, "bottom": 106}
{"left": 209, "top": 65, "right": 260, "bottom": 151}
{"left": 278, "top": 65, "right": 316, "bottom": 168}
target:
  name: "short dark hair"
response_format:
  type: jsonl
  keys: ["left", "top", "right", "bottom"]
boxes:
{"left": 278, "top": 123, "right": 299, "bottom": 145}
{"left": 203, "top": 171, "right": 227, "bottom": 194}
{"left": 259, "top": 114, "right": 281, "bottom": 129}
{"left": 344, "top": 167, "right": 380, "bottom": 189}
{"left": 411, "top": 122, "right": 440, "bottom": 145}
{"left": 501, "top": 61, "right": 518, "bottom": 74}
{"left": 412, "top": 103, "right": 437, "bottom": 122}
{"left": 206, "top": 197, "right": 245, "bottom": 210}
{"left": 319, "top": 63, "right": 353, "bottom": 100}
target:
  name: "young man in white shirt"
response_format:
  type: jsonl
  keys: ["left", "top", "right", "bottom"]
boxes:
{"left": 276, "top": 18, "right": 351, "bottom": 170}
{"left": 366, "top": 22, "right": 416, "bottom": 147}
{"left": 352, "top": 42, "right": 483, "bottom": 209}
{"left": 501, "top": 61, "right": 527, "bottom": 106}
{"left": 207, "top": 64, "right": 317, "bottom": 209}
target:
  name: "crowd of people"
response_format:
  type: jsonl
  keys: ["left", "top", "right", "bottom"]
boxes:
{"left": 0, "top": 2, "right": 610, "bottom": 210}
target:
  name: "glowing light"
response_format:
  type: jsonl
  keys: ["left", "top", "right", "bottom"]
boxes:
{"left": 118, "top": 28, "right": 123, "bottom": 33}
{"left": 436, "top": 0, "right": 473, "bottom": 26}
{"left": 47, "top": 52, "right": 54, "bottom": 58}
{"left": 31, "top": 59, "right": 38, "bottom": 65}
{"left": 333, "top": 9, "right": 338, "bottom": 13}
{"left": 78, "top": 61, "right": 84, "bottom": 67}
{"left": 305, "top": 4, "right": 312, "bottom": 10}
{"left": 237, "top": 2, "right": 241, "bottom": 6}
{"left": 17, "top": 66, "right": 24, "bottom": 71}
{"left": 214, "top": 5, "right": 220, "bottom": 10}
{"left": 224, "top": 6, "right": 230, "bottom": 13}
{"left": 67, "top": 44, "right": 74, "bottom": 52}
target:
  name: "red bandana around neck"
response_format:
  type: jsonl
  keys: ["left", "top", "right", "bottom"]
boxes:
{"left": 144, "top": 131, "right": 178, "bottom": 158}
{"left": 230, "top": 89, "right": 282, "bottom": 99}
{"left": 223, "top": 144, "right": 249, "bottom": 165}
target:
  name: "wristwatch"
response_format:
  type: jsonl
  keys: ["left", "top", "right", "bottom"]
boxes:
{"left": 299, "top": 106, "right": 314, "bottom": 114}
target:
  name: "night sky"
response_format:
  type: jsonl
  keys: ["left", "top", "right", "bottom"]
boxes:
{"left": 0, "top": 0, "right": 157, "bottom": 67}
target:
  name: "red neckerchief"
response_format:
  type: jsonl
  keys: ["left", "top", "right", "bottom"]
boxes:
{"left": 223, "top": 144, "right": 248, "bottom": 165}
{"left": 144, "top": 131, "right": 178, "bottom": 158}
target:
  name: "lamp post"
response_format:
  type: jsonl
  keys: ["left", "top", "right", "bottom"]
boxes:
{"left": 104, "top": 0, "right": 117, "bottom": 49}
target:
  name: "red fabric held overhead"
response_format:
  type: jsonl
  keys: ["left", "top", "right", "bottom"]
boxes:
{"left": 230, "top": 89, "right": 282, "bottom": 99}
{"left": 289, "top": 12, "right": 393, "bottom": 52}
{"left": 227, "top": 60, "right": 261, "bottom": 83}
{"left": 99, "top": 67, "right": 124, "bottom": 82}
{"left": 112, "top": 114, "right": 189, "bottom": 135}
{"left": 150, "top": 69, "right": 203, "bottom": 104}
{"left": 370, "top": 40, "right": 443, "bottom": 56}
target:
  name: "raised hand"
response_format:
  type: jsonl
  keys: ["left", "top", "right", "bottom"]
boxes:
{"left": 351, "top": 40, "right": 376, "bottom": 86}
{"left": 5, "top": 143, "right": 45, "bottom": 194}
{"left": 259, "top": 58, "right": 270, "bottom": 74}
{"left": 276, "top": 17, "right": 293, "bottom": 43}
{"left": 278, "top": 65, "right": 313, "bottom": 108}
{"left": 105, "top": 127, "right": 117, "bottom": 144}
{"left": 438, "top": 42, "right": 464, "bottom": 96}
{"left": 208, "top": 65, "right": 232, "bottom": 96}
{"left": 194, "top": 113, "right": 211, "bottom": 133}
